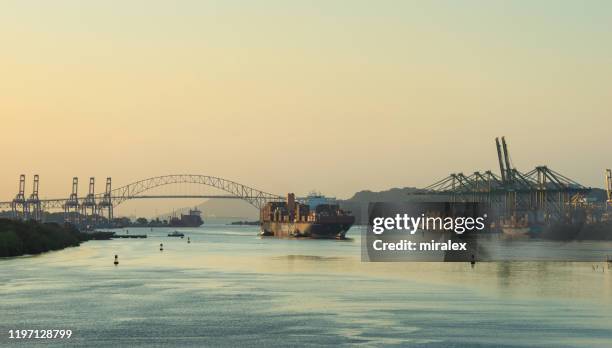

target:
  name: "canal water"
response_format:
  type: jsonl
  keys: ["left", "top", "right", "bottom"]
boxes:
{"left": 1, "top": 225, "right": 611, "bottom": 347}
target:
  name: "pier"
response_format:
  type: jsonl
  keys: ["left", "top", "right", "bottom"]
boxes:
{"left": 112, "top": 234, "right": 148, "bottom": 239}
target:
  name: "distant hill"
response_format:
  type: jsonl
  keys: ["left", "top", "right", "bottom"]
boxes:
{"left": 343, "top": 187, "right": 608, "bottom": 203}
{"left": 338, "top": 187, "right": 609, "bottom": 225}
{"left": 158, "top": 199, "right": 259, "bottom": 221}
{"left": 345, "top": 187, "right": 425, "bottom": 201}
{"left": 338, "top": 187, "right": 448, "bottom": 224}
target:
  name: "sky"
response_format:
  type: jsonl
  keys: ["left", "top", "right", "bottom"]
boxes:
{"left": 1, "top": 1, "right": 611, "bottom": 216}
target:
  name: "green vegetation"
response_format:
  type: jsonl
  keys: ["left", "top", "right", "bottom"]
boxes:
{"left": 0, "top": 219, "right": 88, "bottom": 257}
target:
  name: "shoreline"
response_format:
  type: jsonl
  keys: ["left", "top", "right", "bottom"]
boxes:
{"left": 0, "top": 219, "right": 112, "bottom": 258}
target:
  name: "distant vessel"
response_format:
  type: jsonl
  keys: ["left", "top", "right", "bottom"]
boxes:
{"left": 501, "top": 214, "right": 530, "bottom": 237}
{"left": 169, "top": 208, "right": 204, "bottom": 227}
{"left": 501, "top": 226, "right": 530, "bottom": 237}
{"left": 168, "top": 231, "right": 185, "bottom": 237}
{"left": 260, "top": 193, "right": 354, "bottom": 239}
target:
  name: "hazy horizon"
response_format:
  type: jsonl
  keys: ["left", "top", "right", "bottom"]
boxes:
{"left": 2, "top": 1, "right": 611, "bottom": 216}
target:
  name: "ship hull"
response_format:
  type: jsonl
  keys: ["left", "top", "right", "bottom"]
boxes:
{"left": 169, "top": 221, "right": 203, "bottom": 228}
{"left": 261, "top": 221, "right": 353, "bottom": 239}
{"left": 169, "top": 215, "right": 204, "bottom": 227}
{"left": 502, "top": 227, "right": 530, "bottom": 237}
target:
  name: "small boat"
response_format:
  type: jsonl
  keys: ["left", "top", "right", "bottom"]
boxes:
{"left": 168, "top": 231, "right": 185, "bottom": 237}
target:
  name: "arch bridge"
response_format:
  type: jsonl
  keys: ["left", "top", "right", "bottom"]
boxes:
{"left": 1, "top": 174, "right": 284, "bottom": 222}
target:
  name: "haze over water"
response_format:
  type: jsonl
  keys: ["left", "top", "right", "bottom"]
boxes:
{"left": 3, "top": 1, "right": 612, "bottom": 216}
{"left": 1, "top": 225, "right": 611, "bottom": 347}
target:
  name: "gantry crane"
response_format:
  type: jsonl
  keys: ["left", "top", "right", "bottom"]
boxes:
{"left": 423, "top": 137, "right": 591, "bottom": 222}
{"left": 606, "top": 169, "right": 612, "bottom": 208}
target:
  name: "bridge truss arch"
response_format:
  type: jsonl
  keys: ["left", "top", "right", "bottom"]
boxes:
{"left": 99, "top": 174, "right": 283, "bottom": 210}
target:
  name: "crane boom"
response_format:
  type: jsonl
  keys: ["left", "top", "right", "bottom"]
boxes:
{"left": 606, "top": 169, "right": 612, "bottom": 204}
{"left": 495, "top": 137, "right": 506, "bottom": 183}
{"left": 501, "top": 136, "right": 513, "bottom": 183}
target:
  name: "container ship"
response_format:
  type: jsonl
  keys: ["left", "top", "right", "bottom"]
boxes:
{"left": 169, "top": 208, "right": 204, "bottom": 227}
{"left": 260, "top": 193, "right": 354, "bottom": 239}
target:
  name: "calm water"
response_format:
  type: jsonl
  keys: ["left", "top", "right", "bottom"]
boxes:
{"left": 1, "top": 225, "right": 611, "bottom": 347}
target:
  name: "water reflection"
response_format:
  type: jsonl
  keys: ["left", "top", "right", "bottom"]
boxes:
{"left": 0, "top": 225, "right": 610, "bottom": 347}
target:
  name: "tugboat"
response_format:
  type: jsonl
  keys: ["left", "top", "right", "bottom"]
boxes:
{"left": 260, "top": 193, "right": 354, "bottom": 239}
{"left": 168, "top": 231, "right": 185, "bottom": 237}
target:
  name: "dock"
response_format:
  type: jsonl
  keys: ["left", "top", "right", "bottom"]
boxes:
{"left": 112, "top": 234, "right": 147, "bottom": 239}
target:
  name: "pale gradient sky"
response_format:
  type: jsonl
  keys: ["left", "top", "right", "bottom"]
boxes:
{"left": 1, "top": 1, "right": 611, "bottom": 216}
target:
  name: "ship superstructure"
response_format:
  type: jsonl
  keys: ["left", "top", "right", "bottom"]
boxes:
{"left": 169, "top": 207, "right": 204, "bottom": 227}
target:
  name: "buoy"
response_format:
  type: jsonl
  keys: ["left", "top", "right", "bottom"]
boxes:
{"left": 114, "top": 255, "right": 119, "bottom": 265}
{"left": 160, "top": 243, "right": 164, "bottom": 251}
{"left": 187, "top": 237, "right": 190, "bottom": 244}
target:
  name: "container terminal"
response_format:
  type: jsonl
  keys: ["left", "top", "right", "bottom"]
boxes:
{"left": 420, "top": 137, "right": 612, "bottom": 237}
